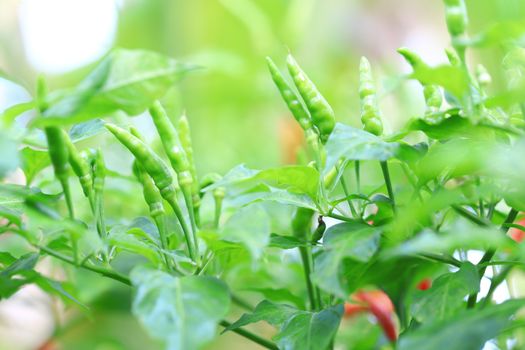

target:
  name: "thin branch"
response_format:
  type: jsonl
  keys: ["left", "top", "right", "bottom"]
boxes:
{"left": 220, "top": 320, "right": 279, "bottom": 350}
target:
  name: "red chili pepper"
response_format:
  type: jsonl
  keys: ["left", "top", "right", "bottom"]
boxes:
{"left": 343, "top": 289, "right": 397, "bottom": 342}
{"left": 416, "top": 278, "right": 432, "bottom": 291}
{"left": 509, "top": 218, "right": 525, "bottom": 243}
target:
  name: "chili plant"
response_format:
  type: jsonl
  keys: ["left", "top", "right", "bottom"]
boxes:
{"left": 2, "top": 1, "right": 525, "bottom": 349}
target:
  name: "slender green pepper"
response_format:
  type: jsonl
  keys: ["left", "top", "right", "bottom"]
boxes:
{"left": 311, "top": 216, "right": 326, "bottom": 243}
{"left": 64, "top": 132, "right": 93, "bottom": 200}
{"left": 359, "top": 57, "right": 383, "bottom": 136}
{"left": 38, "top": 76, "right": 75, "bottom": 219}
{"left": 443, "top": 0, "right": 468, "bottom": 38}
{"left": 398, "top": 48, "right": 442, "bottom": 123}
{"left": 286, "top": 54, "right": 335, "bottom": 143}
{"left": 44, "top": 127, "right": 74, "bottom": 218}
{"left": 177, "top": 114, "right": 201, "bottom": 224}
{"left": 105, "top": 123, "right": 197, "bottom": 262}
{"left": 266, "top": 57, "right": 312, "bottom": 131}
{"left": 149, "top": 101, "right": 192, "bottom": 186}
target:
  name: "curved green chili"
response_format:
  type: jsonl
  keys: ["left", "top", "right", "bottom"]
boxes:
{"left": 286, "top": 54, "right": 335, "bottom": 143}
{"left": 359, "top": 57, "right": 383, "bottom": 136}
{"left": 266, "top": 56, "right": 313, "bottom": 131}
{"left": 105, "top": 123, "right": 197, "bottom": 262}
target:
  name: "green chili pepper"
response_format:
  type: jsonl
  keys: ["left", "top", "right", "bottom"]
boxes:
{"left": 105, "top": 123, "right": 176, "bottom": 196}
{"left": 398, "top": 48, "right": 443, "bottom": 123}
{"left": 64, "top": 133, "right": 93, "bottom": 200}
{"left": 311, "top": 216, "right": 326, "bottom": 243}
{"left": 105, "top": 123, "right": 197, "bottom": 262}
{"left": 149, "top": 101, "right": 192, "bottom": 186}
{"left": 266, "top": 57, "right": 313, "bottom": 131}
{"left": 286, "top": 54, "right": 335, "bottom": 143}
{"left": 359, "top": 57, "right": 383, "bottom": 136}
{"left": 37, "top": 76, "right": 75, "bottom": 218}
{"left": 44, "top": 126, "right": 75, "bottom": 219}
{"left": 443, "top": 0, "right": 468, "bottom": 38}
{"left": 177, "top": 114, "right": 201, "bottom": 224}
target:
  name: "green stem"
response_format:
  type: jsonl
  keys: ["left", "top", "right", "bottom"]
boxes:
{"left": 39, "top": 245, "right": 131, "bottom": 285}
{"left": 166, "top": 196, "right": 198, "bottom": 263}
{"left": 452, "top": 205, "right": 490, "bottom": 226}
{"left": 214, "top": 195, "right": 223, "bottom": 229}
{"left": 59, "top": 177, "right": 75, "bottom": 220}
{"left": 299, "top": 246, "right": 318, "bottom": 310}
{"left": 231, "top": 294, "right": 254, "bottom": 312}
{"left": 418, "top": 253, "right": 462, "bottom": 267}
{"left": 154, "top": 214, "right": 172, "bottom": 271}
{"left": 481, "top": 265, "right": 513, "bottom": 308}
{"left": 467, "top": 208, "right": 518, "bottom": 308}
{"left": 182, "top": 186, "right": 199, "bottom": 260}
{"left": 355, "top": 161, "right": 360, "bottom": 194}
{"left": 379, "top": 161, "right": 396, "bottom": 213}
{"left": 326, "top": 212, "right": 355, "bottom": 222}
{"left": 219, "top": 320, "right": 279, "bottom": 350}
{"left": 337, "top": 164, "right": 358, "bottom": 218}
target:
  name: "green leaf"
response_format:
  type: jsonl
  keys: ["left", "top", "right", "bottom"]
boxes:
{"left": 20, "top": 147, "right": 50, "bottom": 185}
{"left": 269, "top": 233, "right": 309, "bottom": 249}
{"left": 312, "top": 222, "right": 381, "bottom": 297}
{"left": 323, "top": 123, "right": 399, "bottom": 175}
{"left": 108, "top": 224, "right": 162, "bottom": 264}
{"left": 0, "top": 101, "right": 35, "bottom": 126}
{"left": 36, "top": 48, "right": 195, "bottom": 126}
{"left": 410, "top": 64, "right": 469, "bottom": 99}
{"left": 224, "top": 300, "right": 297, "bottom": 330}
{"left": 69, "top": 119, "right": 106, "bottom": 142}
{"left": 225, "top": 300, "right": 343, "bottom": 350}
{"left": 131, "top": 266, "right": 230, "bottom": 350}
{"left": 398, "top": 299, "right": 525, "bottom": 350}
{"left": 274, "top": 305, "right": 343, "bottom": 350}
{"left": 384, "top": 219, "right": 512, "bottom": 258}
{"left": 221, "top": 204, "right": 271, "bottom": 259}
{"left": 243, "top": 287, "right": 305, "bottom": 309}
{"left": 411, "top": 263, "right": 479, "bottom": 323}
{"left": 209, "top": 164, "right": 320, "bottom": 204}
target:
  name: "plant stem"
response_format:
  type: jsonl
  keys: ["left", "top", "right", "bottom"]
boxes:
{"left": 337, "top": 164, "right": 358, "bottom": 218}
{"left": 467, "top": 208, "right": 518, "bottom": 308}
{"left": 154, "top": 214, "right": 172, "bottom": 271}
{"left": 166, "top": 196, "right": 198, "bottom": 263}
{"left": 231, "top": 294, "right": 254, "bottom": 312}
{"left": 60, "top": 177, "right": 75, "bottom": 220}
{"left": 481, "top": 265, "right": 513, "bottom": 308}
{"left": 418, "top": 253, "right": 462, "bottom": 267}
{"left": 379, "top": 161, "right": 396, "bottom": 213}
{"left": 299, "top": 246, "right": 318, "bottom": 311}
{"left": 355, "top": 161, "right": 360, "bottom": 193}
{"left": 326, "top": 212, "right": 355, "bottom": 222}
{"left": 452, "top": 205, "right": 490, "bottom": 226}
{"left": 39, "top": 245, "right": 131, "bottom": 285}
{"left": 182, "top": 185, "right": 199, "bottom": 245}
{"left": 214, "top": 195, "right": 223, "bottom": 229}
{"left": 219, "top": 320, "right": 279, "bottom": 350}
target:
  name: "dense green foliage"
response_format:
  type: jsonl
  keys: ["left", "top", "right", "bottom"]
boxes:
{"left": 2, "top": 1, "right": 525, "bottom": 349}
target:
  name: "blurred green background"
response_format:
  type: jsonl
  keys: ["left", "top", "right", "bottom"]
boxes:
{"left": 1, "top": 0, "right": 524, "bottom": 349}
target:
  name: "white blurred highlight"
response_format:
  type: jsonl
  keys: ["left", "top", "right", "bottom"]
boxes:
{"left": 18, "top": 0, "right": 118, "bottom": 74}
